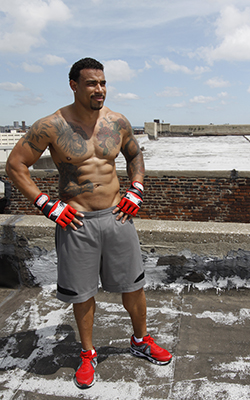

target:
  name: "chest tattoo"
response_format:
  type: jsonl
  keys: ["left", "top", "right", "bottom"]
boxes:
{"left": 96, "top": 118, "right": 125, "bottom": 156}
{"left": 54, "top": 120, "right": 89, "bottom": 157}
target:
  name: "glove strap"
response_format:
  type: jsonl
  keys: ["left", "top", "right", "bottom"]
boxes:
{"left": 132, "top": 181, "right": 144, "bottom": 193}
{"left": 129, "top": 181, "right": 144, "bottom": 199}
{"left": 34, "top": 193, "right": 50, "bottom": 210}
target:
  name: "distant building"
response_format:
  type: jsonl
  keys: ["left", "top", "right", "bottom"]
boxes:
{"left": 145, "top": 120, "right": 250, "bottom": 139}
{"left": 0, "top": 121, "right": 31, "bottom": 163}
{"left": 133, "top": 127, "right": 144, "bottom": 135}
{"left": 0, "top": 121, "right": 29, "bottom": 134}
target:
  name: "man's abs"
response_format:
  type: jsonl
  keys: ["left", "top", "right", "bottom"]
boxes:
{"left": 58, "top": 168, "right": 121, "bottom": 212}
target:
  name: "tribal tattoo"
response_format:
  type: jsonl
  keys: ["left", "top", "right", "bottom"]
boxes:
{"left": 22, "top": 120, "right": 51, "bottom": 153}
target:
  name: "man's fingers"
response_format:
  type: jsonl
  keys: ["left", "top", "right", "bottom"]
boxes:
{"left": 73, "top": 211, "right": 84, "bottom": 227}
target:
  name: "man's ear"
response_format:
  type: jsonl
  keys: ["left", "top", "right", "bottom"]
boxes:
{"left": 69, "top": 80, "right": 77, "bottom": 92}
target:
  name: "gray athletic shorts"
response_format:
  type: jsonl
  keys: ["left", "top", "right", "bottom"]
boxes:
{"left": 55, "top": 206, "right": 145, "bottom": 303}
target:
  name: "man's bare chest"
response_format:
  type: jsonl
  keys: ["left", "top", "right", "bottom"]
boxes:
{"left": 51, "top": 118, "right": 123, "bottom": 162}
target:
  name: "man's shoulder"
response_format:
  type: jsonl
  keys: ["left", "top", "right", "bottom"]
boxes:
{"left": 31, "top": 110, "right": 65, "bottom": 130}
{"left": 42, "top": 109, "right": 64, "bottom": 124}
{"left": 103, "top": 108, "right": 132, "bottom": 130}
{"left": 104, "top": 107, "right": 125, "bottom": 120}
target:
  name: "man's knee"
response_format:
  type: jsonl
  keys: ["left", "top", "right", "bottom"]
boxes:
{"left": 73, "top": 297, "right": 96, "bottom": 316}
{"left": 122, "top": 288, "right": 146, "bottom": 311}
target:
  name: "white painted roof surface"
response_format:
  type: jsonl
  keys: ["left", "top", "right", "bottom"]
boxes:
{"left": 115, "top": 135, "right": 250, "bottom": 171}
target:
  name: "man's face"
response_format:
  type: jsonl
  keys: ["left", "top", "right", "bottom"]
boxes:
{"left": 73, "top": 68, "right": 107, "bottom": 111}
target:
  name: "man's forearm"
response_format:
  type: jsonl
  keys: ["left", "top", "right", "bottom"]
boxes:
{"left": 116, "top": 151, "right": 145, "bottom": 219}
{"left": 126, "top": 151, "right": 145, "bottom": 184}
{"left": 6, "top": 162, "right": 40, "bottom": 203}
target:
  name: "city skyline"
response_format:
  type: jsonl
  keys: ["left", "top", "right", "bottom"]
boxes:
{"left": 1, "top": 1, "right": 250, "bottom": 127}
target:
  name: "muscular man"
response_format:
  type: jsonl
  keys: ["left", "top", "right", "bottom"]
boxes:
{"left": 6, "top": 57, "right": 172, "bottom": 389}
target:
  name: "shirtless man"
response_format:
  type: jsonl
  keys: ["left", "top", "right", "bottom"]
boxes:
{"left": 6, "top": 57, "right": 172, "bottom": 389}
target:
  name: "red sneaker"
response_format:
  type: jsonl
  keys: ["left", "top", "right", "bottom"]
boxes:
{"left": 130, "top": 334, "right": 172, "bottom": 365}
{"left": 74, "top": 349, "right": 98, "bottom": 389}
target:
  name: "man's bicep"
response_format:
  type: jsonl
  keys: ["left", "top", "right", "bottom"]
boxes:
{"left": 7, "top": 127, "right": 50, "bottom": 171}
{"left": 16, "top": 118, "right": 52, "bottom": 165}
{"left": 13, "top": 139, "right": 46, "bottom": 167}
{"left": 121, "top": 134, "right": 141, "bottom": 162}
{"left": 22, "top": 119, "right": 51, "bottom": 154}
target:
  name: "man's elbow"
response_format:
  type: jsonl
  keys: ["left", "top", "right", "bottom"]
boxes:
{"left": 5, "top": 158, "right": 11, "bottom": 177}
{"left": 5, "top": 156, "right": 19, "bottom": 180}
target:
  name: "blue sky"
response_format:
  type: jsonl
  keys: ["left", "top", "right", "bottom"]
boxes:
{"left": 1, "top": 0, "right": 250, "bottom": 127}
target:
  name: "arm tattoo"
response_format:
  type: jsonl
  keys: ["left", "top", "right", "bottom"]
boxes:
{"left": 122, "top": 136, "right": 140, "bottom": 162}
{"left": 57, "top": 161, "right": 94, "bottom": 201}
{"left": 121, "top": 125, "right": 145, "bottom": 180}
{"left": 127, "top": 153, "right": 145, "bottom": 178}
{"left": 22, "top": 120, "right": 50, "bottom": 153}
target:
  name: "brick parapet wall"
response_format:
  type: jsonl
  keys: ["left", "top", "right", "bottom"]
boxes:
{"left": 1, "top": 169, "right": 250, "bottom": 223}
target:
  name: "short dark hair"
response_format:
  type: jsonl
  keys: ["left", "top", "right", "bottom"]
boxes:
{"left": 69, "top": 57, "right": 104, "bottom": 82}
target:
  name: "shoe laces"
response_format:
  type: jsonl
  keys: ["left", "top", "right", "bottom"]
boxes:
{"left": 80, "top": 351, "right": 96, "bottom": 366}
{"left": 145, "top": 335, "right": 162, "bottom": 350}
{"left": 144, "top": 335, "right": 155, "bottom": 344}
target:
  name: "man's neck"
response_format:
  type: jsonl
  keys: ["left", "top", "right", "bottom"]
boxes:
{"left": 70, "top": 102, "right": 103, "bottom": 128}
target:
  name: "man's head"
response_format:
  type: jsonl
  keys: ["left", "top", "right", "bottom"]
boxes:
{"left": 69, "top": 57, "right": 104, "bottom": 83}
{"left": 69, "top": 58, "right": 106, "bottom": 111}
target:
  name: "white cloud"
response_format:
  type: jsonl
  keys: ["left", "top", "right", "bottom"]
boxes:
{"left": 15, "top": 93, "right": 45, "bottom": 106}
{"left": 196, "top": 6, "right": 250, "bottom": 64}
{"left": 42, "top": 54, "right": 67, "bottom": 66}
{"left": 0, "top": 82, "right": 27, "bottom": 91}
{"left": 194, "top": 66, "right": 210, "bottom": 74}
{"left": 156, "top": 87, "right": 184, "bottom": 97}
{"left": 115, "top": 93, "right": 139, "bottom": 100}
{"left": 172, "top": 101, "right": 187, "bottom": 108}
{"left": 205, "top": 77, "right": 230, "bottom": 88}
{"left": 104, "top": 60, "right": 136, "bottom": 82}
{"left": 158, "top": 57, "right": 191, "bottom": 74}
{"left": 70, "top": 0, "right": 250, "bottom": 32}
{"left": 0, "top": 0, "right": 71, "bottom": 53}
{"left": 138, "top": 61, "right": 152, "bottom": 73}
{"left": 190, "top": 95, "right": 215, "bottom": 104}
{"left": 217, "top": 91, "right": 229, "bottom": 98}
{"left": 107, "top": 85, "right": 139, "bottom": 103}
{"left": 157, "top": 57, "right": 209, "bottom": 75}
{"left": 22, "top": 62, "right": 44, "bottom": 73}
{"left": 218, "top": 92, "right": 229, "bottom": 105}
{"left": 166, "top": 101, "right": 187, "bottom": 109}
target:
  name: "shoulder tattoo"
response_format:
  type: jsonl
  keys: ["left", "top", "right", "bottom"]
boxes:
{"left": 22, "top": 120, "right": 50, "bottom": 153}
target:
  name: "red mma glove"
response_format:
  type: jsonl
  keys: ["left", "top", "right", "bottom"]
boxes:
{"left": 117, "top": 181, "right": 143, "bottom": 217}
{"left": 34, "top": 193, "right": 77, "bottom": 228}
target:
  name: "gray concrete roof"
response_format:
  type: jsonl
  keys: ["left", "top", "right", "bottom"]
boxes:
{"left": 1, "top": 286, "right": 250, "bottom": 399}
{"left": 1, "top": 215, "right": 250, "bottom": 399}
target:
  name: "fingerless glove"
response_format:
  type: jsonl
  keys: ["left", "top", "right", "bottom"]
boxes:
{"left": 117, "top": 181, "right": 143, "bottom": 217}
{"left": 34, "top": 193, "right": 77, "bottom": 228}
